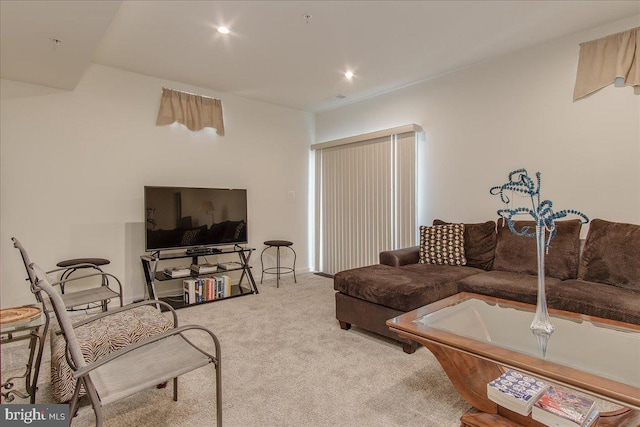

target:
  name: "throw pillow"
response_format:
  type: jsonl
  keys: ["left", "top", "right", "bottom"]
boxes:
{"left": 433, "top": 220, "right": 497, "bottom": 270}
{"left": 419, "top": 224, "right": 466, "bottom": 266}
{"left": 579, "top": 219, "right": 640, "bottom": 291}
{"left": 492, "top": 218, "right": 582, "bottom": 280}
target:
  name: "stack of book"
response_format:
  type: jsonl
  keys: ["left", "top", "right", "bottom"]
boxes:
{"left": 183, "top": 275, "right": 233, "bottom": 304}
{"left": 532, "top": 387, "right": 599, "bottom": 427}
{"left": 163, "top": 266, "right": 191, "bottom": 278}
{"left": 217, "top": 262, "right": 241, "bottom": 271}
{"left": 486, "top": 370, "right": 550, "bottom": 416}
{"left": 190, "top": 263, "right": 218, "bottom": 274}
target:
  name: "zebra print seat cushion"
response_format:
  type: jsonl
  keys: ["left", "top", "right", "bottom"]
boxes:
{"left": 50, "top": 305, "right": 174, "bottom": 403}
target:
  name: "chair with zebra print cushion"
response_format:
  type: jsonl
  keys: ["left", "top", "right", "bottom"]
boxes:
{"left": 49, "top": 303, "right": 174, "bottom": 402}
{"left": 29, "top": 262, "right": 222, "bottom": 427}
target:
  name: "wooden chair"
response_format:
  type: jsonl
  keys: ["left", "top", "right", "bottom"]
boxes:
{"left": 12, "top": 237, "right": 123, "bottom": 311}
{"left": 28, "top": 262, "right": 222, "bottom": 427}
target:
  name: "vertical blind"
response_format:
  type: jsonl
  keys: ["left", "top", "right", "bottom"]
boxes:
{"left": 312, "top": 127, "right": 419, "bottom": 275}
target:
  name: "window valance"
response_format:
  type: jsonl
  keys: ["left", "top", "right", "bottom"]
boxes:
{"left": 156, "top": 87, "right": 225, "bottom": 135}
{"left": 573, "top": 27, "right": 639, "bottom": 100}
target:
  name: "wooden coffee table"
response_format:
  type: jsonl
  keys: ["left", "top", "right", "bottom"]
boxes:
{"left": 387, "top": 292, "right": 640, "bottom": 427}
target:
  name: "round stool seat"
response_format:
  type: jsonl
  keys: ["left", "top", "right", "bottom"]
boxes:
{"left": 263, "top": 240, "right": 293, "bottom": 247}
{"left": 57, "top": 258, "right": 110, "bottom": 268}
{"left": 261, "top": 240, "right": 296, "bottom": 287}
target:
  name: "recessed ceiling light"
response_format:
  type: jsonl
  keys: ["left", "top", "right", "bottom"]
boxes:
{"left": 217, "top": 26, "right": 230, "bottom": 35}
{"left": 344, "top": 71, "right": 354, "bottom": 79}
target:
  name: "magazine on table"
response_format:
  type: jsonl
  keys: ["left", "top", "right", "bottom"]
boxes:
{"left": 486, "top": 369, "right": 549, "bottom": 416}
{"left": 532, "top": 387, "right": 597, "bottom": 427}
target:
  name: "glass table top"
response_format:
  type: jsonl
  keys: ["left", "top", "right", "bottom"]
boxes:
{"left": 0, "top": 303, "right": 46, "bottom": 334}
{"left": 413, "top": 297, "right": 640, "bottom": 389}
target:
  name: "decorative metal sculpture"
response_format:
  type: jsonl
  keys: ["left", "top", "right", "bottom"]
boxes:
{"left": 490, "top": 169, "right": 588, "bottom": 356}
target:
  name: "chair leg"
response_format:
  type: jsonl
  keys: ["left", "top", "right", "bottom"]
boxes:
{"left": 173, "top": 377, "right": 178, "bottom": 401}
{"left": 290, "top": 246, "right": 297, "bottom": 283}
{"left": 216, "top": 365, "right": 222, "bottom": 427}
{"left": 83, "top": 378, "right": 104, "bottom": 427}
{"left": 276, "top": 246, "right": 281, "bottom": 288}
{"left": 259, "top": 247, "right": 268, "bottom": 284}
{"left": 69, "top": 379, "right": 83, "bottom": 418}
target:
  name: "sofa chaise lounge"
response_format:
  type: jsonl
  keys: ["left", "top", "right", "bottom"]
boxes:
{"left": 334, "top": 218, "right": 640, "bottom": 353}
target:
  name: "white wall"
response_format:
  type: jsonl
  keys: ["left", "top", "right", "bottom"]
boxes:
{"left": 1, "top": 64, "right": 313, "bottom": 308}
{"left": 316, "top": 16, "right": 640, "bottom": 231}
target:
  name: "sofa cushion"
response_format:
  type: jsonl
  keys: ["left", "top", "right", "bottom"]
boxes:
{"left": 334, "top": 263, "right": 482, "bottom": 312}
{"left": 492, "top": 218, "right": 582, "bottom": 280}
{"left": 578, "top": 219, "right": 640, "bottom": 291}
{"left": 434, "top": 219, "right": 497, "bottom": 270}
{"left": 419, "top": 224, "right": 466, "bottom": 266}
{"left": 547, "top": 279, "right": 640, "bottom": 325}
{"left": 457, "top": 271, "right": 563, "bottom": 306}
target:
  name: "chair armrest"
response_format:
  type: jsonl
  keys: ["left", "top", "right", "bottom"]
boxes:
{"left": 379, "top": 246, "right": 420, "bottom": 267}
{"left": 43, "top": 267, "right": 95, "bottom": 288}
{"left": 70, "top": 300, "right": 178, "bottom": 329}
{"left": 46, "top": 263, "right": 105, "bottom": 274}
{"left": 71, "top": 324, "right": 221, "bottom": 379}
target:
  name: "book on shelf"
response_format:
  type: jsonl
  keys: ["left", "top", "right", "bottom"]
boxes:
{"left": 183, "top": 275, "right": 232, "bottom": 304}
{"left": 190, "top": 263, "right": 218, "bottom": 274}
{"left": 164, "top": 267, "right": 191, "bottom": 278}
{"left": 532, "top": 387, "right": 597, "bottom": 427}
{"left": 486, "top": 369, "right": 549, "bottom": 416}
{"left": 183, "top": 279, "right": 196, "bottom": 304}
{"left": 221, "top": 275, "right": 232, "bottom": 297}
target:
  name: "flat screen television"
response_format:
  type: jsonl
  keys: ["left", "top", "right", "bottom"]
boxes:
{"left": 144, "top": 186, "right": 248, "bottom": 252}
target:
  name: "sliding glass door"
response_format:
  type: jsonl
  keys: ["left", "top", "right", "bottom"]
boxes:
{"left": 313, "top": 129, "right": 418, "bottom": 275}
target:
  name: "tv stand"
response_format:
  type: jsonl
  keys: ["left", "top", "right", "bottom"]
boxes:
{"left": 140, "top": 246, "right": 258, "bottom": 311}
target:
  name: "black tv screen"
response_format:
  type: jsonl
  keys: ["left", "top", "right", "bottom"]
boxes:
{"left": 144, "top": 186, "right": 248, "bottom": 251}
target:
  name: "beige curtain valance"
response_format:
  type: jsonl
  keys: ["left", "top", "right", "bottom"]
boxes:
{"left": 573, "top": 27, "right": 639, "bottom": 100}
{"left": 156, "top": 87, "right": 225, "bottom": 135}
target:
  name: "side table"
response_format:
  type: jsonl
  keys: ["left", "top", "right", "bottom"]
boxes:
{"left": 0, "top": 303, "right": 49, "bottom": 403}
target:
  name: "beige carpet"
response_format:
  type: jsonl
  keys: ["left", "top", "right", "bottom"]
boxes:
{"left": 2, "top": 273, "right": 468, "bottom": 426}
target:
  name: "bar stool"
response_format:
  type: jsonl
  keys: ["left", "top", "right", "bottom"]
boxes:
{"left": 260, "top": 240, "right": 296, "bottom": 288}
{"left": 56, "top": 258, "right": 111, "bottom": 311}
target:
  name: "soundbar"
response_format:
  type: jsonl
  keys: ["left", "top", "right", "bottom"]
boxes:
{"left": 186, "top": 247, "right": 222, "bottom": 256}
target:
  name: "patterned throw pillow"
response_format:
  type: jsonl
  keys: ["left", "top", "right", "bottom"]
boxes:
{"left": 419, "top": 224, "right": 467, "bottom": 265}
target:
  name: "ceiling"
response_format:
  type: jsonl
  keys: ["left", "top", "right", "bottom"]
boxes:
{"left": 1, "top": 1, "right": 639, "bottom": 112}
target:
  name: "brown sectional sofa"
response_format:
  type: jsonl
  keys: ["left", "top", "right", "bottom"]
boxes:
{"left": 334, "top": 218, "right": 640, "bottom": 353}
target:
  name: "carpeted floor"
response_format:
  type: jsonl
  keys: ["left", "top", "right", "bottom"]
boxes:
{"left": 1, "top": 273, "right": 469, "bottom": 426}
